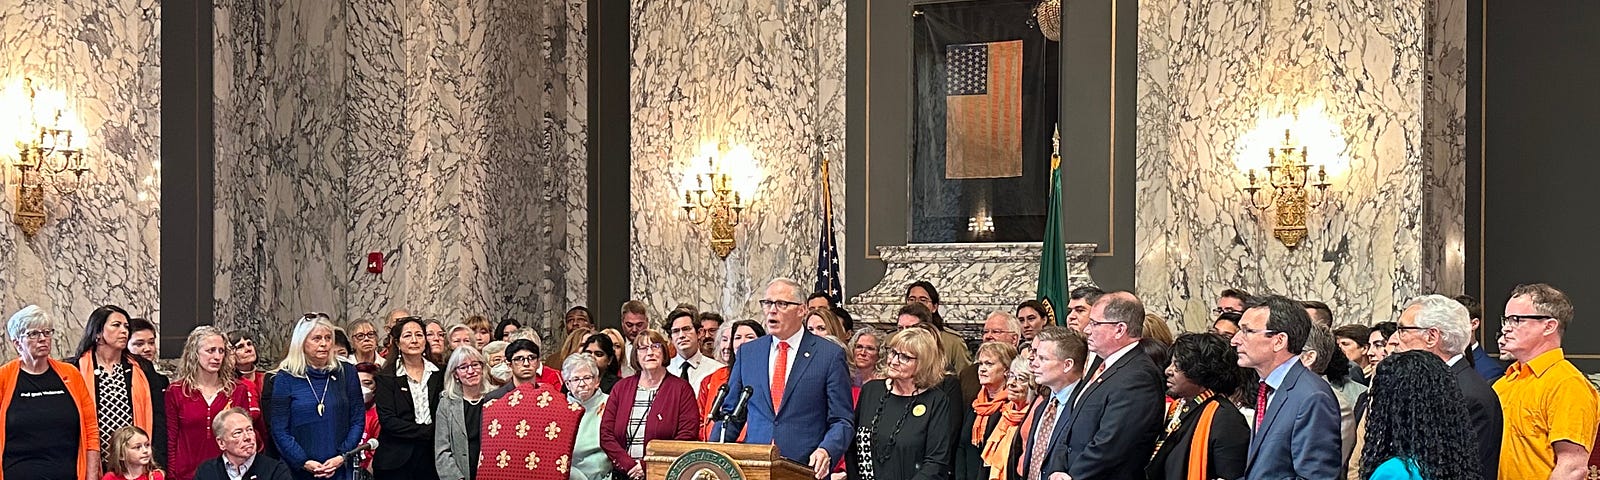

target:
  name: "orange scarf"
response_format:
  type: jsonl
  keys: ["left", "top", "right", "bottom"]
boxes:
{"left": 77, "top": 352, "right": 154, "bottom": 437}
{"left": 1184, "top": 399, "right": 1222, "bottom": 480}
{"left": 970, "top": 387, "right": 1006, "bottom": 446}
{"left": 980, "top": 401, "right": 1029, "bottom": 480}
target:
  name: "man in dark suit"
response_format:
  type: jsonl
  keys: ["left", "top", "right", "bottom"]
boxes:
{"left": 1147, "top": 333, "right": 1250, "bottom": 480}
{"left": 1392, "top": 294, "right": 1503, "bottom": 478}
{"left": 721, "top": 278, "right": 854, "bottom": 479}
{"left": 1050, "top": 291, "right": 1165, "bottom": 480}
{"left": 1017, "top": 326, "right": 1088, "bottom": 480}
{"left": 1231, "top": 294, "right": 1341, "bottom": 480}
{"left": 196, "top": 408, "right": 295, "bottom": 480}
{"left": 1452, "top": 294, "right": 1505, "bottom": 381}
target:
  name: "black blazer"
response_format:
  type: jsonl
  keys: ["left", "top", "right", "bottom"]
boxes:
{"left": 1055, "top": 347, "right": 1166, "bottom": 480}
{"left": 1451, "top": 359, "right": 1504, "bottom": 479}
{"left": 192, "top": 455, "right": 295, "bottom": 480}
{"left": 372, "top": 370, "right": 445, "bottom": 470}
{"left": 1145, "top": 396, "right": 1250, "bottom": 480}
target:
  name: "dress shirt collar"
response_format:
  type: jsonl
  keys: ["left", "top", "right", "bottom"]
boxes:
{"left": 1051, "top": 379, "right": 1079, "bottom": 406}
{"left": 1446, "top": 353, "right": 1465, "bottom": 367}
{"left": 1263, "top": 355, "right": 1301, "bottom": 391}
{"left": 397, "top": 359, "right": 439, "bottom": 378}
{"left": 224, "top": 454, "right": 256, "bottom": 480}
{"left": 1098, "top": 341, "right": 1140, "bottom": 371}
{"left": 774, "top": 328, "right": 804, "bottom": 351}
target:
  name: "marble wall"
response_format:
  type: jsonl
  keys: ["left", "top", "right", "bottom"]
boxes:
{"left": 629, "top": 0, "right": 847, "bottom": 322}
{"left": 1136, "top": 0, "right": 1467, "bottom": 332}
{"left": 849, "top": 243, "right": 1098, "bottom": 333}
{"left": 215, "top": 0, "right": 587, "bottom": 360}
{"left": 0, "top": 0, "right": 161, "bottom": 360}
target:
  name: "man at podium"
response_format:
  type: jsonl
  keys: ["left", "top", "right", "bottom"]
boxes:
{"left": 719, "top": 278, "right": 855, "bottom": 479}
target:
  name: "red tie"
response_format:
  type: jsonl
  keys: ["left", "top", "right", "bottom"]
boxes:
{"left": 1254, "top": 381, "right": 1270, "bottom": 429}
{"left": 772, "top": 342, "right": 790, "bottom": 413}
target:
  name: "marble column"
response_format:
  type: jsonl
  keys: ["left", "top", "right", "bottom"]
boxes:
{"left": 215, "top": 0, "right": 588, "bottom": 360}
{"left": 0, "top": 0, "right": 162, "bottom": 360}
{"left": 629, "top": 0, "right": 847, "bottom": 322}
{"left": 1136, "top": 0, "right": 1467, "bottom": 332}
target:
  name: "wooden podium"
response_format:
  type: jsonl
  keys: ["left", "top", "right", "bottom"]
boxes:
{"left": 643, "top": 440, "right": 817, "bottom": 480}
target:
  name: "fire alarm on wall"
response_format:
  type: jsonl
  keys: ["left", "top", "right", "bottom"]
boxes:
{"left": 367, "top": 251, "right": 384, "bottom": 274}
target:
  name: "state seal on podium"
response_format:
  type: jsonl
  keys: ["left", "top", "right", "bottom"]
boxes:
{"left": 664, "top": 448, "right": 746, "bottom": 480}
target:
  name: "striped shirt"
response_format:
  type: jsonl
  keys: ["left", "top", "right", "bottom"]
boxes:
{"left": 625, "top": 387, "right": 658, "bottom": 459}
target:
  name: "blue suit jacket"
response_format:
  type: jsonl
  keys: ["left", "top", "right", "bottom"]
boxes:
{"left": 1243, "top": 360, "right": 1342, "bottom": 480}
{"left": 1471, "top": 344, "right": 1505, "bottom": 382}
{"left": 719, "top": 331, "right": 855, "bottom": 463}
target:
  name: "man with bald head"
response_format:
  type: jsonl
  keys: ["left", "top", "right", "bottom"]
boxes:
{"left": 720, "top": 278, "right": 853, "bottom": 479}
{"left": 1046, "top": 291, "right": 1165, "bottom": 480}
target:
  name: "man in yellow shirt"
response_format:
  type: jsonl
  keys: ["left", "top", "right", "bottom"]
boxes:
{"left": 1495, "top": 283, "right": 1599, "bottom": 480}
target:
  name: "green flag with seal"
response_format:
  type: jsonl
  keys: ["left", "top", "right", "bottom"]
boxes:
{"left": 1038, "top": 128, "right": 1069, "bottom": 325}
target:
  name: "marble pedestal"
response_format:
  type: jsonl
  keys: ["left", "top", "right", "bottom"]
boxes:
{"left": 849, "top": 242, "right": 1098, "bottom": 339}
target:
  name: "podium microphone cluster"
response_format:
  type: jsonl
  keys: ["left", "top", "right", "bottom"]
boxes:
{"left": 716, "top": 386, "right": 755, "bottom": 443}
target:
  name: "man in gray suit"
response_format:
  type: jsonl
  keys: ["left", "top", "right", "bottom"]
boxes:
{"left": 1231, "top": 295, "right": 1341, "bottom": 480}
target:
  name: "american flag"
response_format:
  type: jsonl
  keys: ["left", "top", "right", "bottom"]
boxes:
{"left": 815, "top": 158, "right": 842, "bottom": 303}
{"left": 945, "top": 40, "right": 1024, "bottom": 179}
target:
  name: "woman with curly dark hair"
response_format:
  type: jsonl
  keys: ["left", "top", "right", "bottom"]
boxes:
{"left": 1359, "top": 350, "right": 1478, "bottom": 480}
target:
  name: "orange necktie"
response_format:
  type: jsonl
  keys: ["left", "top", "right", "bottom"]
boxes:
{"left": 773, "top": 342, "right": 791, "bottom": 413}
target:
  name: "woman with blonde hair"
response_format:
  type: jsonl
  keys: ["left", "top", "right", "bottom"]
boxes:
{"left": 433, "top": 346, "right": 488, "bottom": 480}
{"left": 547, "top": 327, "right": 593, "bottom": 372}
{"left": 804, "top": 307, "right": 848, "bottom": 343}
{"left": 445, "top": 324, "right": 474, "bottom": 352}
{"left": 462, "top": 315, "right": 493, "bottom": 347}
{"left": 268, "top": 315, "right": 365, "bottom": 480}
{"left": 600, "top": 328, "right": 634, "bottom": 377}
{"left": 957, "top": 342, "right": 1020, "bottom": 480}
{"left": 166, "top": 326, "right": 260, "bottom": 480}
{"left": 847, "top": 327, "right": 955, "bottom": 479}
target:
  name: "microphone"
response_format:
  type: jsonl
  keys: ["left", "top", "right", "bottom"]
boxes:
{"left": 341, "top": 438, "right": 378, "bottom": 460}
{"left": 727, "top": 385, "right": 755, "bottom": 424}
{"left": 707, "top": 383, "right": 731, "bottom": 422}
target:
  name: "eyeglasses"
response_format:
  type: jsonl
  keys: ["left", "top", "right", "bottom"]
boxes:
{"left": 1003, "top": 372, "right": 1032, "bottom": 381}
{"left": 1502, "top": 314, "right": 1557, "bottom": 327}
{"left": 509, "top": 355, "right": 539, "bottom": 365}
{"left": 454, "top": 362, "right": 483, "bottom": 373}
{"left": 1238, "top": 326, "right": 1282, "bottom": 338}
{"left": 637, "top": 343, "right": 665, "bottom": 353}
{"left": 565, "top": 374, "right": 596, "bottom": 385}
{"left": 1394, "top": 325, "right": 1432, "bottom": 334}
{"left": 758, "top": 299, "right": 802, "bottom": 310}
{"left": 1085, "top": 320, "right": 1124, "bottom": 329}
{"left": 886, "top": 350, "right": 917, "bottom": 364}
{"left": 20, "top": 329, "right": 55, "bottom": 341}
{"left": 352, "top": 332, "right": 378, "bottom": 341}
{"left": 1212, "top": 307, "right": 1242, "bottom": 316}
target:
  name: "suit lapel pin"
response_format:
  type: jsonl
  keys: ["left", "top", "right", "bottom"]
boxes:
{"left": 912, "top": 404, "right": 926, "bottom": 417}
{"left": 803, "top": 352, "right": 811, "bottom": 358}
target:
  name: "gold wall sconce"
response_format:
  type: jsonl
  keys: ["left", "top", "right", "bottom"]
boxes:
{"left": 1243, "top": 129, "right": 1330, "bottom": 248}
{"left": 6, "top": 78, "right": 89, "bottom": 237}
{"left": 679, "top": 142, "right": 758, "bottom": 258}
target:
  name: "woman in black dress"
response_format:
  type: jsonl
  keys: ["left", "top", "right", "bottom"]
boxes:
{"left": 848, "top": 327, "right": 955, "bottom": 480}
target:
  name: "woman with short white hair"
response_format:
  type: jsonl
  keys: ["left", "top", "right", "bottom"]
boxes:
{"left": 563, "top": 353, "right": 612, "bottom": 480}
{"left": 0, "top": 305, "right": 99, "bottom": 479}
{"left": 433, "top": 346, "right": 488, "bottom": 480}
{"left": 269, "top": 315, "right": 366, "bottom": 480}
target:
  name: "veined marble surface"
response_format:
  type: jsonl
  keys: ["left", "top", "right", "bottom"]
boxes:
{"left": 629, "top": 0, "right": 847, "bottom": 322}
{"left": 0, "top": 0, "right": 162, "bottom": 360}
{"left": 848, "top": 242, "right": 1097, "bottom": 334}
{"left": 1135, "top": 0, "right": 1466, "bottom": 333}
{"left": 215, "top": 0, "right": 588, "bottom": 360}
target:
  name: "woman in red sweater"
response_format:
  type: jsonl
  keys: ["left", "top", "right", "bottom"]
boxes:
{"left": 165, "top": 327, "right": 259, "bottom": 480}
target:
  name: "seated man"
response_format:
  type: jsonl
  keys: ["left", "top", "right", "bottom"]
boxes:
{"left": 195, "top": 407, "right": 295, "bottom": 480}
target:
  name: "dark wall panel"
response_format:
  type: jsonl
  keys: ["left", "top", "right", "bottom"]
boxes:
{"left": 1480, "top": 0, "right": 1600, "bottom": 370}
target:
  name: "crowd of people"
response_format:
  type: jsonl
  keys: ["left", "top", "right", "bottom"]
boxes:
{"left": 2, "top": 278, "right": 1596, "bottom": 480}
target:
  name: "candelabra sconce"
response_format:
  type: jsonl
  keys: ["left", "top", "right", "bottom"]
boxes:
{"left": 1243, "top": 129, "right": 1331, "bottom": 248}
{"left": 8, "top": 78, "right": 89, "bottom": 237}
{"left": 680, "top": 142, "right": 757, "bottom": 259}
